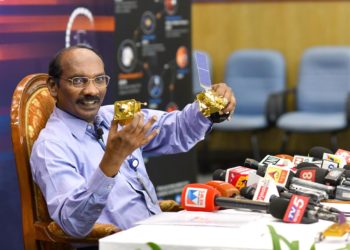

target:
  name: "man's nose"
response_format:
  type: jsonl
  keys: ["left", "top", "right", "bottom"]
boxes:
{"left": 81, "top": 80, "right": 100, "bottom": 94}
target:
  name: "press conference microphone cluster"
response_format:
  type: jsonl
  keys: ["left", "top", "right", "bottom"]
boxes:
{"left": 181, "top": 183, "right": 342, "bottom": 224}
{"left": 240, "top": 185, "right": 341, "bottom": 214}
{"left": 243, "top": 157, "right": 342, "bottom": 200}
{"left": 214, "top": 165, "right": 335, "bottom": 201}
{"left": 181, "top": 183, "right": 269, "bottom": 213}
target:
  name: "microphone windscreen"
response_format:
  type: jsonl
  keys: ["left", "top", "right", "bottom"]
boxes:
{"left": 295, "top": 167, "right": 328, "bottom": 184}
{"left": 244, "top": 158, "right": 260, "bottom": 170}
{"left": 269, "top": 196, "right": 288, "bottom": 219}
{"left": 181, "top": 183, "right": 220, "bottom": 212}
{"left": 206, "top": 181, "right": 239, "bottom": 197}
{"left": 240, "top": 186, "right": 256, "bottom": 200}
{"left": 295, "top": 162, "right": 319, "bottom": 169}
{"left": 212, "top": 169, "right": 226, "bottom": 181}
{"left": 275, "top": 154, "right": 294, "bottom": 162}
{"left": 269, "top": 195, "right": 316, "bottom": 224}
{"left": 343, "top": 164, "right": 350, "bottom": 171}
{"left": 309, "top": 146, "right": 333, "bottom": 160}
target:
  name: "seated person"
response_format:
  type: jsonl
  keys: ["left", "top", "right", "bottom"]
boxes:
{"left": 30, "top": 45, "right": 236, "bottom": 238}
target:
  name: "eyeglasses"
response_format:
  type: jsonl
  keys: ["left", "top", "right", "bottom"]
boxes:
{"left": 61, "top": 75, "right": 111, "bottom": 88}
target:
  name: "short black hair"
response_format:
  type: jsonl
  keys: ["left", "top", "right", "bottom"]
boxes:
{"left": 48, "top": 44, "right": 104, "bottom": 83}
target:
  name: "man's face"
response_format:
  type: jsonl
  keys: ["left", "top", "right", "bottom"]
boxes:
{"left": 49, "top": 48, "right": 107, "bottom": 123}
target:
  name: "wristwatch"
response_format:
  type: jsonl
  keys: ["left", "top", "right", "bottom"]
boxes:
{"left": 208, "top": 112, "right": 231, "bottom": 123}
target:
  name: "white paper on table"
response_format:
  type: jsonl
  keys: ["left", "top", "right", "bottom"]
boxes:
{"left": 136, "top": 209, "right": 267, "bottom": 228}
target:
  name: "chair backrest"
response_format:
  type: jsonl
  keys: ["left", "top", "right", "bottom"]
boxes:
{"left": 297, "top": 46, "right": 350, "bottom": 113}
{"left": 11, "top": 73, "right": 59, "bottom": 249}
{"left": 192, "top": 49, "right": 213, "bottom": 96}
{"left": 224, "top": 49, "right": 285, "bottom": 115}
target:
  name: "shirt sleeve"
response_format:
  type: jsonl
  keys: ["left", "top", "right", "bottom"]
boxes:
{"left": 141, "top": 102, "right": 212, "bottom": 156}
{"left": 30, "top": 139, "right": 115, "bottom": 238}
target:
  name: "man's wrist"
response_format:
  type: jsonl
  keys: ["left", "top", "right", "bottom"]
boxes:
{"left": 208, "top": 112, "right": 230, "bottom": 123}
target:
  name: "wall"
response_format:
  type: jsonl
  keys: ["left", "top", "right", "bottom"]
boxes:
{"left": 192, "top": 1, "right": 350, "bottom": 155}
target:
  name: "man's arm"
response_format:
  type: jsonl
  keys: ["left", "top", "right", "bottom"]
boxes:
{"left": 141, "top": 82, "right": 236, "bottom": 155}
{"left": 31, "top": 139, "right": 115, "bottom": 238}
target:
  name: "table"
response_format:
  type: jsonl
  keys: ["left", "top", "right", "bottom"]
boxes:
{"left": 99, "top": 205, "right": 350, "bottom": 250}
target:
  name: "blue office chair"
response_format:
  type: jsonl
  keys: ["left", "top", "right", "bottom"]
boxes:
{"left": 214, "top": 49, "right": 286, "bottom": 160}
{"left": 277, "top": 46, "right": 350, "bottom": 152}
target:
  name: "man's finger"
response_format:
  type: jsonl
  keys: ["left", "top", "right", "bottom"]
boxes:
{"left": 141, "top": 129, "right": 159, "bottom": 145}
{"left": 124, "top": 112, "right": 143, "bottom": 133}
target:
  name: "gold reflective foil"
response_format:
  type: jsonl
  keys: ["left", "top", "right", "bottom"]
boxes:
{"left": 196, "top": 89, "right": 228, "bottom": 117}
{"left": 114, "top": 99, "right": 147, "bottom": 125}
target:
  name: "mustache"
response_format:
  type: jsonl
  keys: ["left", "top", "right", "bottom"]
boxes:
{"left": 77, "top": 95, "right": 101, "bottom": 104}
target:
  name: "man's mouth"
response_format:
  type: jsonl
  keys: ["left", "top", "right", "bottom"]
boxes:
{"left": 77, "top": 96, "right": 100, "bottom": 107}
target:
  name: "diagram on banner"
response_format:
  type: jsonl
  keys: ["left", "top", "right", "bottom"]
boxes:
{"left": 115, "top": 0, "right": 191, "bottom": 111}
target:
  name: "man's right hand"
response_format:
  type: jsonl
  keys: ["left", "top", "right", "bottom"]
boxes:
{"left": 99, "top": 112, "right": 159, "bottom": 177}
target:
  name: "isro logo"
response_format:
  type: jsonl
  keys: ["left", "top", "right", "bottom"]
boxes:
{"left": 184, "top": 188, "right": 207, "bottom": 208}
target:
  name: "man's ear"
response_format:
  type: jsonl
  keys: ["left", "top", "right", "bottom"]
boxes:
{"left": 47, "top": 77, "right": 58, "bottom": 99}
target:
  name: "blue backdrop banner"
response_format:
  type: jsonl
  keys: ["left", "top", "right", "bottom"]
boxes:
{"left": 0, "top": 1, "right": 115, "bottom": 249}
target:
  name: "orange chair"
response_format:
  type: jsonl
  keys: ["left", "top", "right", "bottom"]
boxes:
{"left": 10, "top": 73, "right": 120, "bottom": 250}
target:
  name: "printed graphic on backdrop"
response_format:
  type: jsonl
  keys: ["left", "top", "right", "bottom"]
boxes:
{"left": 114, "top": 0, "right": 191, "bottom": 112}
{"left": 114, "top": 0, "right": 194, "bottom": 202}
{"left": 0, "top": 1, "right": 115, "bottom": 249}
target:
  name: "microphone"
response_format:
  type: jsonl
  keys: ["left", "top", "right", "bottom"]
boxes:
{"left": 212, "top": 167, "right": 256, "bottom": 190}
{"left": 96, "top": 127, "right": 104, "bottom": 141}
{"left": 269, "top": 195, "right": 340, "bottom": 224}
{"left": 244, "top": 158, "right": 265, "bottom": 170}
{"left": 240, "top": 186, "right": 256, "bottom": 200}
{"left": 275, "top": 154, "right": 294, "bottom": 162}
{"left": 181, "top": 183, "right": 269, "bottom": 212}
{"left": 292, "top": 155, "right": 314, "bottom": 168}
{"left": 295, "top": 166, "right": 329, "bottom": 184}
{"left": 289, "top": 177, "right": 335, "bottom": 198}
{"left": 308, "top": 146, "right": 333, "bottom": 160}
{"left": 323, "top": 153, "right": 347, "bottom": 168}
{"left": 205, "top": 181, "right": 239, "bottom": 197}
{"left": 94, "top": 116, "right": 104, "bottom": 140}
{"left": 335, "top": 148, "right": 350, "bottom": 165}
{"left": 246, "top": 159, "right": 335, "bottom": 191}
{"left": 295, "top": 162, "right": 320, "bottom": 169}
{"left": 244, "top": 159, "right": 268, "bottom": 177}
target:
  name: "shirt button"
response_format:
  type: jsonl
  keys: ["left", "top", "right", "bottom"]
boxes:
{"left": 107, "top": 184, "right": 113, "bottom": 189}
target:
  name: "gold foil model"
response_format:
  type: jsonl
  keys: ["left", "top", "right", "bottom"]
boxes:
{"left": 196, "top": 89, "right": 228, "bottom": 117}
{"left": 114, "top": 99, "right": 147, "bottom": 126}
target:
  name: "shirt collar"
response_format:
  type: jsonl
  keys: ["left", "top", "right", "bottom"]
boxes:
{"left": 53, "top": 107, "right": 108, "bottom": 140}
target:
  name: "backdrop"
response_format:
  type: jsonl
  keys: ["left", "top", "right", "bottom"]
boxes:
{"left": 0, "top": 1, "right": 194, "bottom": 249}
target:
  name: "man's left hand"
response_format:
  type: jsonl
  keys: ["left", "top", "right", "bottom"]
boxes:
{"left": 211, "top": 83, "right": 236, "bottom": 115}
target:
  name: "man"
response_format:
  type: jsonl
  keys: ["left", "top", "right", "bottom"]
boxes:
{"left": 30, "top": 45, "right": 236, "bottom": 239}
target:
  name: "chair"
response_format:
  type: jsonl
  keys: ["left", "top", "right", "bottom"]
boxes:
{"left": 276, "top": 46, "right": 350, "bottom": 152}
{"left": 11, "top": 73, "right": 121, "bottom": 250}
{"left": 11, "top": 73, "right": 183, "bottom": 250}
{"left": 214, "top": 49, "right": 286, "bottom": 160}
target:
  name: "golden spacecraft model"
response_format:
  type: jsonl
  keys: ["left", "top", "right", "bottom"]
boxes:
{"left": 196, "top": 89, "right": 228, "bottom": 117}
{"left": 114, "top": 99, "right": 147, "bottom": 126}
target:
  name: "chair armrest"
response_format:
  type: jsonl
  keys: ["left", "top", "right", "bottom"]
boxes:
{"left": 265, "top": 88, "right": 295, "bottom": 125}
{"left": 47, "top": 221, "right": 121, "bottom": 241}
{"left": 159, "top": 199, "right": 183, "bottom": 212}
{"left": 346, "top": 93, "right": 350, "bottom": 126}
